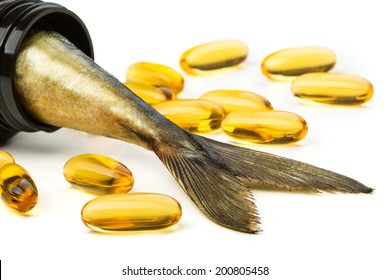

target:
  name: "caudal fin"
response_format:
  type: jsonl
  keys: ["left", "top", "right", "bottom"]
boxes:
{"left": 154, "top": 133, "right": 372, "bottom": 233}
{"left": 155, "top": 138, "right": 260, "bottom": 233}
{"left": 193, "top": 134, "right": 373, "bottom": 194}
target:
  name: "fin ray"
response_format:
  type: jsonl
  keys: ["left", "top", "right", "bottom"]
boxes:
{"left": 155, "top": 143, "right": 260, "bottom": 233}
{"left": 154, "top": 132, "right": 371, "bottom": 233}
{"left": 193, "top": 135, "right": 372, "bottom": 193}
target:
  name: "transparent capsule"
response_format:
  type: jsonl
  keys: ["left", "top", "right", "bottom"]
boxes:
{"left": 222, "top": 111, "right": 308, "bottom": 144}
{"left": 291, "top": 73, "right": 374, "bottom": 105}
{"left": 180, "top": 40, "right": 248, "bottom": 75}
{"left": 0, "top": 151, "right": 15, "bottom": 168}
{"left": 124, "top": 81, "right": 173, "bottom": 105}
{"left": 63, "top": 154, "right": 134, "bottom": 195}
{"left": 81, "top": 193, "right": 182, "bottom": 232}
{"left": 0, "top": 163, "right": 38, "bottom": 213}
{"left": 199, "top": 90, "right": 273, "bottom": 114}
{"left": 153, "top": 99, "right": 226, "bottom": 133}
{"left": 126, "top": 62, "right": 184, "bottom": 95}
{"left": 261, "top": 47, "right": 336, "bottom": 81}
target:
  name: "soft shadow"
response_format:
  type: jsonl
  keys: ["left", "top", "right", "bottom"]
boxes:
{"left": 84, "top": 224, "right": 182, "bottom": 236}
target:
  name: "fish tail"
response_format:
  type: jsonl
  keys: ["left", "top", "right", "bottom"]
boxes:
{"left": 154, "top": 133, "right": 260, "bottom": 233}
{"left": 154, "top": 133, "right": 372, "bottom": 233}
{"left": 192, "top": 135, "right": 373, "bottom": 194}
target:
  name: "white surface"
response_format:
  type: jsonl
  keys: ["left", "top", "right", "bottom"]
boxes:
{"left": 1, "top": 0, "right": 389, "bottom": 279}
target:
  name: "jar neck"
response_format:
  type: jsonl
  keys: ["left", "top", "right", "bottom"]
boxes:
{"left": 0, "top": 0, "right": 93, "bottom": 140}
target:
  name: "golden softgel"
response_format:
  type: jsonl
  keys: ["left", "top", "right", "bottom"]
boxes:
{"left": 180, "top": 40, "right": 248, "bottom": 75}
{"left": 0, "top": 163, "right": 38, "bottom": 213}
{"left": 261, "top": 47, "right": 336, "bottom": 81}
{"left": 153, "top": 99, "right": 226, "bottom": 133}
{"left": 199, "top": 90, "right": 273, "bottom": 114}
{"left": 63, "top": 154, "right": 134, "bottom": 195}
{"left": 222, "top": 111, "right": 308, "bottom": 144}
{"left": 126, "top": 62, "right": 184, "bottom": 95}
{"left": 81, "top": 193, "right": 182, "bottom": 232}
{"left": 291, "top": 73, "right": 374, "bottom": 105}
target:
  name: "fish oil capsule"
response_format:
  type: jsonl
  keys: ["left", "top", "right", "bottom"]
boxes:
{"left": 261, "top": 47, "right": 336, "bottom": 81}
{"left": 153, "top": 99, "right": 226, "bottom": 133}
{"left": 63, "top": 154, "right": 134, "bottom": 195}
{"left": 180, "top": 40, "right": 248, "bottom": 75}
{"left": 0, "top": 163, "right": 38, "bottom": 213}
{"left": 126, "top": 62, "right": 184, "bottom": 95}
{"left": 0, "top": 151, "right": 15, "bottom": 167}
{"left": 81, "top": 193, "right": 182, "bottom": 232}
{"left": 291, "top": 73, "right": 374, "bottom": 105}
{"left": 124, "top": 81, "right": 173, "bottom": 105}
{"left": 199, "top": 90, "right": 273, "bottom": 114}
{"left": 222, "top": 111, "right": 308, "bottom": 144}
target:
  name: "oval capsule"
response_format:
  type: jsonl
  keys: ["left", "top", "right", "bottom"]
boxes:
{"left": 180, "top": 40, "right": 248, "bottom": 75}
{"left": 63, "top": 154, "right": 134, "bottom": 195}
{"left": 124, "top": 81, "right": 173, "bottom": 105}
{"left": 261, "top": 47, "right": 336, "bottom": 81}
{"left": 0, "top": 151, "right": 15, "bottom": 168}
{"left": 81, "top": 193, "right": 182, "bottom": 232}
{"left": 153, "top": 99, "right": 226, "bottom": 133}
{"left": 0, "top": 163, "right": 38, "bottom": 213}
{"left": 291, "top": 73, "right": 374, "bottom": 105}
{"left": 199, "top": 90, "right": 273, "bottom": 114}
{"left": 126, "top": 62, "right": 184, "bottom": 95}
{"left": 222, "top": 111, "right": 308, "bottom": 144}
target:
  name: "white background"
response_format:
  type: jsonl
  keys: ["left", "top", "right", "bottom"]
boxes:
{"left": 1, "top": 0, "right": 389, "bottom": 279}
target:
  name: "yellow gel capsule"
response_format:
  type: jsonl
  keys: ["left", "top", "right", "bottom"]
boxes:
{"left": 180, "top": 40, "right": 248, "bottom": 75}
{"left": 0, "top": 163, "right": 38, "bottom": 213}
{"left": 222, "top": 111, "right": 308, "bottom": 144}
{"left": 291, "top": 73, "right": 374, "bottom": 105}
{"left": 63, "top": 154, "right": 134, "bottom": 195}
{"left": 0, "top": 151, "right": 15, "bottom": 168}
{"left": 126, "top": 62, "right": 184, "bottom": 95}
{"left": 153, "top": 99, "right": 226, "bottom": 133}
{"left": 261, "top": 47, "right": 336, "bottom": 81}
{"left": 81, "top": 193, "right": 182, "bottom": 232}
{"left": 199, "top": 90, "right": 273, "bottom": 114}
{"left": 124, "top": 81, "right": 173, "bottom": 105}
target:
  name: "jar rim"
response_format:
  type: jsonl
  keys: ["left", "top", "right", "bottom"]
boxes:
{"left": 0, "top": 0, "right": 94, "bottom": 138}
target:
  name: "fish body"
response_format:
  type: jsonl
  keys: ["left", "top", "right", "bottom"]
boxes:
{"left": 13, "top": 31, "right": 372, "bottom": 233}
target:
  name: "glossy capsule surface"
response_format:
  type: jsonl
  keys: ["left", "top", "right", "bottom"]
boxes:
{"left": 0, "top": 151, "right": 15, "bottom": 168}
{"left": 63, "top": 154, "right": 134, "bottom": 195}
{"left": 126, "top": 62, "right": 184, "bottom": 95}
{"left": 261, "top": 47, "right": 336, "bottom": 81}
{"left": 0, "top": 163, "right": 38, "bottom": 213}
{"left": 153, "top": 99, "right": 226, "bottom": 133}
{"left": 81, "top": 193, "right": 182, "bottom": 232}
{"left": 199, "top": 90, "right": 273, "bottom": 114}
{"left": 124, "top": 81, "right": 173, "bottom": 105}
{"left": 180, "top": 40, "right": 248, "bottom": 75}
{"left": 222, "top": 111, "right": 308, "bottom": 144}
{"left": 291, "top": 73, "right": 374, "bottom": 105}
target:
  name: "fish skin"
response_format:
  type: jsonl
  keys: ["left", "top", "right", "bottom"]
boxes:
{"left": 14, "top": 31, "right": 159, "bottom": 150}
{"left": 13, "top": 31, "right": 372, "bottom": 233}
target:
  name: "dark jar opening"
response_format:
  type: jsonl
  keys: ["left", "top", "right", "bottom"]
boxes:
{"left": 0, "top": 0, "right": 94, "bottom": 143}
